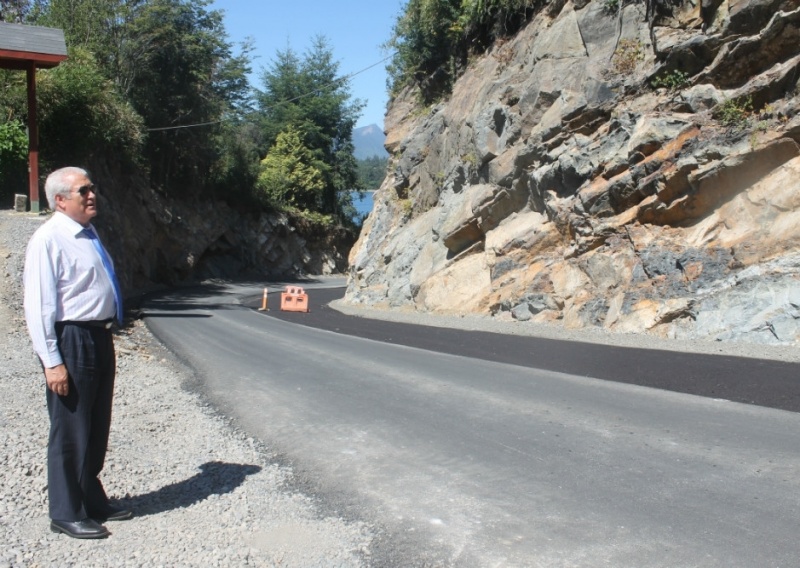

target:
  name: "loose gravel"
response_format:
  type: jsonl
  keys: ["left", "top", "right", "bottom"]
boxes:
{"left": 0, "top": 209, "right": 372, "bottom": 567}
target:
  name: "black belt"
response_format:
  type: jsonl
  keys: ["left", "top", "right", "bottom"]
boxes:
{"left": 57, "top": 319, "right": 114, "bottom": 330}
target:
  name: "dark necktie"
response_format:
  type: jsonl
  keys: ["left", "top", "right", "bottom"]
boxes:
{"left": 83, "top": 228, "right": 124, "bottom": 325}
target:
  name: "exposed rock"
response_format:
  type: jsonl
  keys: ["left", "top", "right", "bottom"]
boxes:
{"left": 90, "top": 168, "right": 349, "bottom": 297}
{"left": 345, "top": 0, "right": 800, "bottom": 346}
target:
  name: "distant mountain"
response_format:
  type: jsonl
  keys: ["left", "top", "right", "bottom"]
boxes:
{"left": 353, "top": 124, "right": 389, "bottom": 160}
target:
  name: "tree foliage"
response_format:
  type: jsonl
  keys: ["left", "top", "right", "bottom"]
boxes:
{"left": 0, "top": 118, "right": 28, "bottom": 198}
{"left": 386, "top": 0, "right": 540, "bottom": 102}
{"left": 1, "top": 0, "right": 363, "bottom": 234}
{"left": 35, "top": 46, "right": 145, "bottom": 167}
{"left": 102, "top": 0, "right": 251, "bottom": 192}
{"left": 385, "top": 0, "right": 462, "bottom": 99}
{"left": 0, "top": 0, "right": 36, "bottom": 22}
{"left": 257, "top": 126, "right": 325, "bottom": 210}
{"left": 256, "top": 36, "right": 363, "bottom": 223}
{"left": 1, "top": 0, "right": 255, "bottom": 201}
{"left": 0, "top": 119, "right": 27, "bottom": 165}
{"left": 357, "top": 155, "right": 388, "bottom": 190}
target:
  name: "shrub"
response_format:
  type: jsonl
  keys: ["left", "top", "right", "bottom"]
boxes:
{"left": 399, "top": 197, "right": 413, "bottom": 218}
{"left": 386, "top": 0, "right": 539, "bottom": 103}
{"left": 0, "top": 119, "right": 29, "bottom": 202}
{"left": 36, "top": 47, "right": 145, "bottom": 170}
{"left": 713, "top": 96, "right": 753, "bottom": 129}
{"left": 650, "top": 70, "right": 690, "bottom": 91}
{"left": 0, "top": 119, "right": 28, "bottom": 176}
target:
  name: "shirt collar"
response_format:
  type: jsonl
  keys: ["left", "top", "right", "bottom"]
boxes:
{"left": 53, "top": 211, "right": 95, "bottom": 238}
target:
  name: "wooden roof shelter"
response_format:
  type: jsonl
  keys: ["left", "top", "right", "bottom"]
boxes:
{"left": 0, "top": 22, "right": 68, "bottom": 212}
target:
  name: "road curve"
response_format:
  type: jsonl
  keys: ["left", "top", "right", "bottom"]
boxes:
{"left": 255, "top": 285, "right": 800, "bottom": 413}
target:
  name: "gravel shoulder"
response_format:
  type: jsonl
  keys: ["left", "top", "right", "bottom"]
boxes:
{"left": 0, "top": 210, "right": 371, "bottom": 567}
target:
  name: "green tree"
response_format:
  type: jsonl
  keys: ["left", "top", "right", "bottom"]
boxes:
{"left": 385, "top": 0, "right": 462, "bottom": 99}
{"left": 35, "top": 0, "right": 129, "bottom": 59}
{"left": 121, "top": 0, "right": 250, "bottom": 193}
{"left": 357, "top": 155, "right": 388, "bottom": 189}
{"left": 0, "top": 119, "right": 27, "bottom": 171}
{"left": 0, "top": 118, "right": 28, "bottom": 202}
{"left": 256, "top": 46, "right": 303, "bottom": 148}
{"left": 32, "top": 0, "right": 253, "bottom": 197}
{"left": 209, "top": 119, "right": 261, "bottom": 206}
{"left": 0, "top": 0, "right": 34, "bottom": 22}
{"left": 256, "top": 36, "right": 363, "bottom": 222}
{"left": 386, "top": 0, "right": 537, "bottom": 102}
{"left": 35, "top": 46, "right": 145, "bottom": 169}
{"left": 257, "top": 126, "right": 325, "bottom": 210}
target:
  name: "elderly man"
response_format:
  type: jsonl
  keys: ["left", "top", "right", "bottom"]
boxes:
{"left": 24, "top": 167, "right": 130, "bottom": 539}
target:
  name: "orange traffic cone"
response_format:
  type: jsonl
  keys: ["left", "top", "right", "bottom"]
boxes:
{"left": 258, "top": 288, "right": 269, "bottom": 311}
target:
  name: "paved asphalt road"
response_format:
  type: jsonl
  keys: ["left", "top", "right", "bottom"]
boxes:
{"left": 143, "top": 281, "right": 800, "bottom": 567}
{"left": 255, "top": 285, "right": 800, "bottom": 413}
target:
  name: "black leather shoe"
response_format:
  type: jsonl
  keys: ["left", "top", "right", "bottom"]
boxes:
{"left": 50, "top": 518, "right": 110, "bottom": 539}
{"left": 89, "top": 505, "right": 133, "bottom": 522}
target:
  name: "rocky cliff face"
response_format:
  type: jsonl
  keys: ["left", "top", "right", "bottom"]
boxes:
{"left": 88, "top": 162, "right": 349, "bottom": 297}
{"left": 346, "top": 0, "right": 800, "bottom": 345}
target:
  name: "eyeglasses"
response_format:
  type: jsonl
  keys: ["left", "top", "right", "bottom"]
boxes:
{"left": 75, "top": 184, "right": 97, "bottom": 197}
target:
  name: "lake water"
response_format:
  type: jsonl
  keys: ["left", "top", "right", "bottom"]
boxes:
{"left": 351, "top": 191, "right": 375, "bottom": 219}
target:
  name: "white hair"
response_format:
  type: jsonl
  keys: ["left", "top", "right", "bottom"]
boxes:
{"left": 44, "top": 167, "right": 89, "bottom": 210}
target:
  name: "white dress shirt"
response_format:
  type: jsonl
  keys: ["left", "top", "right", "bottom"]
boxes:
{"left": 24, "top": 212, "right": 117, "bottom": 368}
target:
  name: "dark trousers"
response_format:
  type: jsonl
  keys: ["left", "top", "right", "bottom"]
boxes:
{"left": 46, "top": 323, "right": 116, "bottom": 521}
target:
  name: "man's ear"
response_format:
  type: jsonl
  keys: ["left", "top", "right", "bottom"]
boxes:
{"left": 53, "top": 193, "right": 66, "bottom": 211}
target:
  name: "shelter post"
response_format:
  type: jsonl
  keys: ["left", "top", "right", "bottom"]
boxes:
{"left": 26, "top": 60, "right": 39, "bottom": 212}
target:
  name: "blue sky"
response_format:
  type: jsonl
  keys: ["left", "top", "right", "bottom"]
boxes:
{"left": 210, "top": 1, "right": 405, "bottom": 129}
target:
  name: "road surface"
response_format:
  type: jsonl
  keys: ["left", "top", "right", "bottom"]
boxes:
{"left": 142, "top": 281, "right": 800, "bottom": 567}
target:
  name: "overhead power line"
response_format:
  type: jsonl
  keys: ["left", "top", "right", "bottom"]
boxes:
{"left": 146, "top": 53, "right": 394, "bottom": 133}
{"left": 147, "top": 119, "right": 224, "bottom": 132}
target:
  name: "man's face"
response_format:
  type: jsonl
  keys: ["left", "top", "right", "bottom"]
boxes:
{"left": 56, "top": 173, "right": 97, "bottom": 226}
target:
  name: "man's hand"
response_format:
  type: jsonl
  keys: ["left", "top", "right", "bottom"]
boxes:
{"left": 45, "top": 364, "right": 69, "bottom": 396}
